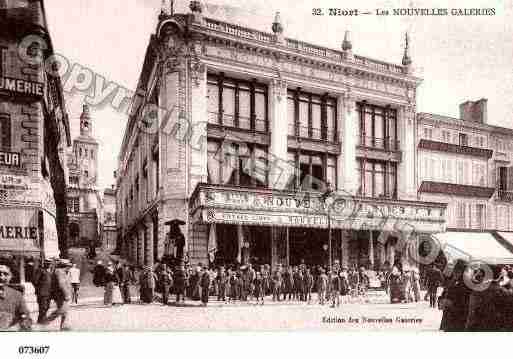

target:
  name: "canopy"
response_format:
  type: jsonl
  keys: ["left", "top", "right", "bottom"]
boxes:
{"left": 497, "top": 232, "right": 513, "bottom": 248}
{"left": 433, "top": 231, "right": 513, "bottom": 265}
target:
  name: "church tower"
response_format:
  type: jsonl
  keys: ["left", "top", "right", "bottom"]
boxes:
{"left": 73, "top": 103, "right": 99, "bottom": 189}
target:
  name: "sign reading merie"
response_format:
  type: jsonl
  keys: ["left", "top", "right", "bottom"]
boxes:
{"left": 0, "top": 76, "right": 44, "bottom": 98}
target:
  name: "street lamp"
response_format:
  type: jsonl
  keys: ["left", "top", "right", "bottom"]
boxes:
{"left": 321, "top": 182, "right": 334, "bottom": 271}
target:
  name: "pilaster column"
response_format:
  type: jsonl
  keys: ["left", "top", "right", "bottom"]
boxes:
{"left": 269, "top": 78, "right": 289, "bottom": 189}
{"left": 341, "top": 230, "right": 350, "bottom": 268}
{"left": 398, "top": 105, "right": 417, "bottom": 200}
{"left": 339, "top": 92, "right": 358, "bottom": 194}
{"left": 368, "top": 230, "right": 374, "bottom": 270}
{"left": 145, "top": 217, "right": 154, "bottom": 267}
{"left": 189, "top": 58, "right": 208, "bottom": 195}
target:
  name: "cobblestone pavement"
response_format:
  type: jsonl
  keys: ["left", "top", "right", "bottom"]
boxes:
{"left": 33, "top": 296, "right": 442, "bottom": 332}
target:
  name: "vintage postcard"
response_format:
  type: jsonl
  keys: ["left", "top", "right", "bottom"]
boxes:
{"left": 1, "top": 0, "right": 513, "bottom": 347}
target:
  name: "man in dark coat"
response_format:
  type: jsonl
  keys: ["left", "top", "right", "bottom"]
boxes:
{"left": 33, "top": 260, "right": 53, "bottom": 324}
{"left": 303, "top": 268, "right": 314, "bottom": 304}
{"left": 158, "top": 264, "right": 173, "bottom": 306}
{"left": 200, "top": 266, "right": 211, "bottom": 306}
{"left": 425, "top": 264, "right": 444, "bottom": 308}
{"left": 440, "top": 259, "right": 472, "bottom": 332}
{"left": 0, "top": 262, "right": 31, "bottom": 331}
{"left": 465, "top": 265, "right": 513, "bottom": 331}
{"left": 118, "top": 264, "right": 133, "bottom": 304}
{"left": 174, "top": 264, "right": 186, "bottom": 303}
{"left": 216, "top": 266, "right": 227, "bottom": 302}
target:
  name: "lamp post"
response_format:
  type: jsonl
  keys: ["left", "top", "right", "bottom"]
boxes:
{"left": 321, "top": 183, "right": 334, "bottom": 271}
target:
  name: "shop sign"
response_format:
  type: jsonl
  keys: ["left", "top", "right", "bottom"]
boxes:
{"left": 0, "top": 151, "right": 21, "bottom": 167}
{"left": 0, "top": 208, "right": 39, "bottom": 253}
{"left": 0, "top": 76, "right": 44, "bottom": 98}
{"left": 204, "top": 190, "right": 324, "bottom": 213}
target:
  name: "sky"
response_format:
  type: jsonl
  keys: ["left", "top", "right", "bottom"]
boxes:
{"left": 43, "top": 0, "right": 513, "bottom": 189}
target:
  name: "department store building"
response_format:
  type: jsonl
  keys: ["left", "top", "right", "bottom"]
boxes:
{"left": 116, "top": 2, "right": 446, "bottom": 271}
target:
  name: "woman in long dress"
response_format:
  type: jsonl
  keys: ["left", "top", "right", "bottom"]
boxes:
{"left": 104, "top": 264, "right": 121, "bottom": 306}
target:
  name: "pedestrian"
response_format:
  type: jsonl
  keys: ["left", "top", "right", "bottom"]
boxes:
{"left": 303, "top": 268, "right": 313, "bottom": 304}
{"left": 317, "top": 268, "right": 328, "bottom": 305}
{"left": 0, "top": 261, "right": 32, "bottom": 331}
{"left": 216, "top": 266, "right": 227, "bottom": 302}
{"left": 104, "top": 263, "right": 122, "bottom": 306}
{"left": 465, "top": 265, "right": 513, "bottom": 331}
{"left": 253, "top": 272, "right": 264, "bottom": 305}
{"left": 247, "top": 264, "right": 256, "bottom": 300}
{"left": 241, "top": 265, "right": 250, "bottom": 301}
{"left": 174, "top": 264, "right": 187, "bottom": 303}
{"left": 158, "top": 264, "right": 173, "bottom": 306}
{"left": 262, "top": 264, "right": 271, "bottom": 296}
{"left": 92, "top": 260, "right": 105, "bottom": 287}
{"left": 439, "top": 259, "right": 472, "bottom": 332}
{"left": 46, "top": 259, "right": 73, "bottom": 331}
{"left": 282, "top": 266, "right": 294, "bottom": 301}
{"left": 139, "top": 266, "right": 157, "bottom": 304}
{"left": 119, "top": 264, "right": 133, "bottom": 304}
{"left": 229, "top": 270, "right": 238, "bottom": 302}
{"left": 69, "top": 263, "right": 80, "bottom": 304}
{"left": 293, "top": 267, "right": 303, "bottom": 301}
{"left": 272, "top": 266, "right": 282, "bottom": 302}
{"left": 330, "top": 270, "right": 341, "bottom": 307}
{"left": 200, "top": 266, "right": 211, "bottom": 306}
{"left": 340, "top": 268, "right": 350, "bottom": 304}
{"left": 33, "top": 260, "right": 53, "bottom": 324}
{"left": 425, "top": 264, "right": 443, "bottom": 308}
{"left": 388, "top": 266, "right": 403, "bottom": 304}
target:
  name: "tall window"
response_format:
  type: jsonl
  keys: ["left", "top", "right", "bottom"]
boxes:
{"left": 456, "top": 202, "right": 466, "bottom": 227}
{"left": 459, "top": 133, "right": 468, "bottom": 146}
{"left": 357, "top": 159, "right": 397, "bottom": 199}
{"left": 207, "top": 74, "right": 268, "bottom": 132}
{"left": 358, "top": 102, "right": 398, "bottom": 150}
{"left": 207, "top": 140, "right": 268, "bottom": 188}
{"left": 0, "top": 114, "right": 11, "bottom": 149}
{"left": 287, "top": 151, "right": 337, "bottom": 191}
{"left": 288, "top": 90, "right": 337, "bottom": 142}
{"left": 475, "top": 204, "right": 485, "bottom": 230}
{"left": 67, "top": 197, "right": 80, "bottom": 213}
{"left": 423, "top": 127, "right": 433, "bottom": 140}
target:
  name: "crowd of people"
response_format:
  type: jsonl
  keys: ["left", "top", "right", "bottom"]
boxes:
{"left": 439, "top": 260, "right": 513, "bottom": 331}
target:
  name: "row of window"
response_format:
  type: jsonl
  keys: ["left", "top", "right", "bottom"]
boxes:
{"left": 423, "top": 126, "right": 488, "bottom": 149}
{"left": 421, "top": 155, "right": 487, "bottom": 186}
{"left": 207, "top": 74, "right": 400, "bottom": 151}
{"left": 206, "top": 139, "right": 397, "bottom": 198}
{"left": 76, "top": 147, "right": 95, "bottom": 159}
{"left": 453, "top": 202, "right": 486, "bottom": 229}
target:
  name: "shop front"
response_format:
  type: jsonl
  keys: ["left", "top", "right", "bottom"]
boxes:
{"left": 189, "top": 183, "right": 447, "bottom": 270}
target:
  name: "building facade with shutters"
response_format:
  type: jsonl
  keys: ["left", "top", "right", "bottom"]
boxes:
{"left": 0, "top": 0, "right": 71, "bottom": 284}
{"left": 418, "top": 100, "right": 513, "bottom": 232}
{"left": 116, "top": 2, "right": 446, "bottom": 271}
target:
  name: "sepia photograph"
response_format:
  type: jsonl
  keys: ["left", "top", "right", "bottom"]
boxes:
{"left": 1, "top": 0, "right": 513, "bottom": 352}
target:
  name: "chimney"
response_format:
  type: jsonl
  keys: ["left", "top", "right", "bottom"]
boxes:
{"left": 459, "top": 99, "right": 488, "bottom": 124}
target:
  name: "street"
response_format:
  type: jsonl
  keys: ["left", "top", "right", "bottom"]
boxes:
{"left": 33, "top": 297, "right": 442, "bottom": 331}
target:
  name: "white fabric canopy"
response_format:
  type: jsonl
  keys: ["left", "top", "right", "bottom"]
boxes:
{"left": 433, "top": 231, "right": 513, "bottom": 265}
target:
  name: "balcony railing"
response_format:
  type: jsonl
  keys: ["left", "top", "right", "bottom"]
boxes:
{"left": 208, "top": 112, "right": 267, "bottom": 132}
{"left": 358, "top": 136, "right": 400, "bottom": 152}
{"left": 418, "top": 139, "right": 493, "bottom": 159}
{"left": 498, "top": 190, "right": 513, "bottom": 202}
{"left": 288, "top": 124, "right": 337, "bottom": 143}
{"left": 202, "top": 17, "right": 408, "bottom": 76}
{"left": 419, "top": 181, "right": 495, "bottom": 199}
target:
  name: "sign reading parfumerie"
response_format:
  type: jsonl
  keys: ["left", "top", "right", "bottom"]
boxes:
{"left": 0, "top": 76, "right": 44, "bottom": 97}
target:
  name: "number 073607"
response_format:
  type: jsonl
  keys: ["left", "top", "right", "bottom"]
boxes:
{"left": 18, "top": 346, "right": 50, "bottom": 355}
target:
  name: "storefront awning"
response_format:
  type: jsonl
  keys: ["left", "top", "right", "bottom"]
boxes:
{"left": 434, "top": 231, "right": 513, "bottom": 265}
